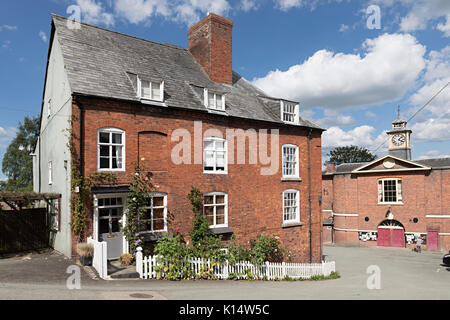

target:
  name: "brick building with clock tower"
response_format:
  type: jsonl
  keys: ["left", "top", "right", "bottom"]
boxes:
{"left": 322, "top": 112, "right": 450, "bottom": 252}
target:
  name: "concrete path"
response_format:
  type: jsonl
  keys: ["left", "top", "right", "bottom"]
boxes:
{"left": 0, "top": 246, "right": 448, "bottom": 300}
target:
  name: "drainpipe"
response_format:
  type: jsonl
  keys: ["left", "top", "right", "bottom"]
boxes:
{"left": 307, "top": 128, "right": 313, "bottom": 263}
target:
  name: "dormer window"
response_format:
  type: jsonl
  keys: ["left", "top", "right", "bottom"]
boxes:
{"left": 281, "top": 101, "right": 299, "bottom": 124}
{"left": 137, "top": 77, "right": 164, "bottom": 102}
{"left": 204, "top": 89, "right": 225, "bottom": 111}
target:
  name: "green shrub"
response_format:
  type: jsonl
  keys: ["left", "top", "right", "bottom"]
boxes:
{"left": 119, "top": 253, "right": 134, "bottom": 266}
{"left": 249, "top": 234, "right": 285, "bottom": 264}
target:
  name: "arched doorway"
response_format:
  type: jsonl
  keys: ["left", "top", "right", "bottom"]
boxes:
{"left": 377, "top": 220, "right": 405, "bottom": 248}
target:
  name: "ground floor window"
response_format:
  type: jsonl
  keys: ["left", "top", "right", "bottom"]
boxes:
{"left": 140, "top": 193, "right": 167, "bottom": 233}
{"left": 283, "top": 189, "right": 300, "bottom": 224}
{"left": 203, "top": 192, "right": 228, "bottom": 228}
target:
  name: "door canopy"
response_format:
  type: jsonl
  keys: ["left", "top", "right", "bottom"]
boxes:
{"left": 378, "top": 219, "right": 404, "bottom": 230}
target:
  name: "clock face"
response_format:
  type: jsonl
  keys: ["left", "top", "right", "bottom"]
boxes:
{"left": 392, "top": 134, "right": 406, "bottom": 146}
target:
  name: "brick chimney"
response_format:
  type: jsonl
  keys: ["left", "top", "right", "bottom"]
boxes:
{"left": 326, "top": 162, "right": 336, "bottom": 173}
{"left": 188, "top": 13, "right": 233, "bottom": 84}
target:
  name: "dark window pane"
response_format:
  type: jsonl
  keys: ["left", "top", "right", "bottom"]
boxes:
{"left": 99, "top": 209, "right": 109, "bottom": 217}
{"left": 204, "top": 196, "right": 214, "bottom": 205}
{"left": 153, "top": 208, "right": 164, "bottom": 220}
{"left": 110, "top": 198, "right": 116, "bottom": 206}
{"left": 153, "top": 197, "right": 164, "bottom": 207}
{"left": 216, "top": 214, "right": 225, "bottom": 225}
{"left": 154, "top": 219, "right": 164, "bottom": 231}
{"left": 111, "top": 219, "right": 120, "bottom": 233}
{"left": 98, "top": 199, "right": 104, "bottom": 207}
{"left": 100, "top": 145, "right": 109, "bottom": 157}
{"left": 100, "top": 157, "right": 109, "bottom": 169}
{"left": 99, "top": 132, "right": 110, "bottom": 143}
{"left": 216, "top": 195, "right": 225, "bottom": 204}
{"left": 144, "top": 209, "right": 151, "bottom": 220}
{"left": 104, "top": 198, "right": 110, "bottom": 206}
{"left": 112, "top": 133, "right": 122, "bottom": 144}
{"left": 99, "top": 219, "right": 109, "bottom": 234}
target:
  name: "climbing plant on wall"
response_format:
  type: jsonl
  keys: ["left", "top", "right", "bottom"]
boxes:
{"left": 122, "top": 163, "right": 156, "bottom": 255}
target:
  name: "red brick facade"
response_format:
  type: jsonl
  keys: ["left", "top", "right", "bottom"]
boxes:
{"left": 71, "top": 96, "right": 324, "bottom": 262}
{"left": 322, "top": 158, "right": 450, "bottom": 252}
{"left": 188, "top": 14, "right": 233, "bottom": 84}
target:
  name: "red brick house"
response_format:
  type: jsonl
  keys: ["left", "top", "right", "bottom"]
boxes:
{"left": 33, "top": 14, "right": 325, "bottom": 263}
{"left": 322, "top": 115, "right": 450, "bottom": 252}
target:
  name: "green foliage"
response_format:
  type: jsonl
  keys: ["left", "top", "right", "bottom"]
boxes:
{"left": 188, "top": 186, "right": 210, "bottom": 246}
{"left": 227, "top": 234, "right": 250, "bottom": 265}
{"left": 119, "top": 253, "right": 134, "bottom": 266}
{"left": 326, "top": 145, "right": 376, "bottom": 166}
{"left": 122, "top": 163, "right": 156, "bottom": 255}
{"left": 186, "top": 186, "right": 227, "bottom": 264}
{"left": 0, "top": 116, "right": 39, "bottom": 192}
{"left": 249, "top": 234, "right": 285, "bottom": 264}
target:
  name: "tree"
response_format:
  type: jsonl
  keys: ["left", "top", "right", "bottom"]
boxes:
{"left": 326, "top": 145, "right": 376, "bottom": 166}
{"left": 1, "top": 116, "right": 39, "bottom": 192}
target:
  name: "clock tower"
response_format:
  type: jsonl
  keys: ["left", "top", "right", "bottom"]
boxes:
{"left": 387, "top": 106, "right": 412, "bottom": 160}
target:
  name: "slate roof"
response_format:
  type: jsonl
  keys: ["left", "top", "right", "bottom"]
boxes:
{"left": 323, "top": 157, "right": 450, "bottom": 175}
{"left": 51, "top": 15, "right": 322, "bottom": 130}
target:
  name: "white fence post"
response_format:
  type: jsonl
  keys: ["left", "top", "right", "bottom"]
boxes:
{"left": 136, "top": 247, "right": 143, "bottom": 278}
{"left": 282, "top": 262, "right": 286, "bottom": 278}
{"left": 87, "top": 236, "right": 108, "bottom": 279}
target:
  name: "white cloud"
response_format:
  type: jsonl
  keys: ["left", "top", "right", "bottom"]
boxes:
{"left": 76, "top": 0, "right": 115, "bottom": 26}
{"left": 408, "top": 46, "right": 450, "bottom": 142}
{"left": 375, "top": 0, "right": 450, "bottom": 37}
{"left": 317, "top": 110, "right": 355, "bottom": 127}
{"left": 274, "top": 0, "right": 304, "bottom": 11}
{"left": 322, "top": 125, "right": 387, "bottom": 152}
{"left": 339, "top": 24, "right": 349, "bottom": 32}
{"left": 0, "top": 25, "right": 17, "bottom": 32}
{"left": 365, "top": 111, "right": 376, "bottom": 118}
{"left": 252, "top": 33, "right": 426, "bottom": 110}
{"left": 240, "top": 0, "right": 258, "bottom": 12}
{"left": 1, "top": 40, "right": 11, "bottom": 49}
{"left": 417, "top": 150, "right": 450, "bottom": 160}
{"left": 39, "top": 31, "right": 48, "bottom": 43}
{"left": 114, "top": 0, "right": 170, "bottom": 24}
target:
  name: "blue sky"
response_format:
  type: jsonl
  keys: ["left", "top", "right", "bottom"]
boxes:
{"left": 0, "top": 0, "right": 449, "bottom": 179}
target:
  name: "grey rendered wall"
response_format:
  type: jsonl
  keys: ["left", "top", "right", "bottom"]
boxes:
{"left": 33, "top": 31, "right": 73, "bottom": 257}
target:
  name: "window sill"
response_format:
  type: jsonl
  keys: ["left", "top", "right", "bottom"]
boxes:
{"left": 97, "top": 168, "right": 126, "bottom": 172}
{"left": 281, "top": 177, "right": 302, "bottom": 182}
{"left": 209, "top": 227, "right": 233, "bottom": 235}
{"left": 377, "top": 202, "right": 404, "bottom": 206}
{"left": 203, "top": 171, "right": 228, "bottom": 175}
{"left": 140, "top": 99, "right": 166, "bottom": 107}
{"left": 282, "top": 222, "right": 302, "bottom": 228}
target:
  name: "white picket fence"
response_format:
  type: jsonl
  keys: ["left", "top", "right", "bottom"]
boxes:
{"left": 87, "top": 237, "right": 108, "bottom": 279}
{"left": 135, "top": 247, "right": 335, "bottom": 280}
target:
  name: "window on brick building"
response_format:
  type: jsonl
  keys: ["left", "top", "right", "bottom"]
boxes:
{"left": 203, "top": 137, "right": 227, "bottom": 173}
{"left": 139, "top": 193, "right": 167, "bottom": 233}
{"left": 137, "top": 77, "right": 164, "bottom": 102}
{"left": 282, "top": 145, "right": 299, "bottom": 178}
{"left": 281, "top": 101, "right": 299, "bottom": 124}
{"left": 98, "top": 128, "right": 125, "bottom": 171}
{"left": 283, "top": 189, "right": 300, "bottom": 224}
{"left": 378, "top": 178, "right": 402, "bottom": 204}
{"left": 204, "top": 89, "right": 225, "bottom": 111}
{"left": 203, "top": 192, "right": 228, "bottom": 228}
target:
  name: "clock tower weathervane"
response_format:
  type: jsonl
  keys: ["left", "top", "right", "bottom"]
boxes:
{"left": 387, "top": 105, "right": 412, "bottom": 160}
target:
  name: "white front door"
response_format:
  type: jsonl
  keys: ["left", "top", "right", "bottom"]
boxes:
{"left": 96, "top": 195, "right": 127, "bottom": 260}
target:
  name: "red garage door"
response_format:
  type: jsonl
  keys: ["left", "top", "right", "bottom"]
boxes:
{"left": 392, "top": 229, "right": 405, "bottom": 248}
{"left": 427, "top": 230, "right": 439, "bottom": 251}
{"left": 377, "top": 228, "right": 391, "bottom": 247}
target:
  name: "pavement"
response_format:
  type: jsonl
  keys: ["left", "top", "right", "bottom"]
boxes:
{"left": 0, "top": 245, "right": 448, "bottom": 300}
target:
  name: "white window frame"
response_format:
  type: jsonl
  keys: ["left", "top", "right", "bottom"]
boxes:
{"left": 48, "top": 161, "right": 53, "bottom": 185}
{"left": 137, "top": 76, "right": 164, "bottom": 102}
{"left": 282, "top": 144, "right": 299, "bottom": 178}
{"left": 204, "top": 88, "right": 225, "bottom": 111}
{"left": 378, "top": 178, "right": 403, "bottom": 204}
{"left": 139, "top": 192, "right": 168, "bottom": 233}
{"left": 281, "top": 101, "right": 299, "bottom": 124}
{"left": 97, "top": 127, "right": 126, "bottom": 172}
{"left": 203, "top": 136, "right": 228, "bottom": 174}
{"left": 203, "top": 192, "right": 228, "bottom": 228}
{"left": 282, "top": 189, "right": 300, "bottom": 224}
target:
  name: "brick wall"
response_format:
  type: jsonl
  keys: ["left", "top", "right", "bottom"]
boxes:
{"left": 323, "top": 169, "right": 450, "bottom": 251}
{"left": 71, "top": 96, "right": 324, "bottom": 262}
